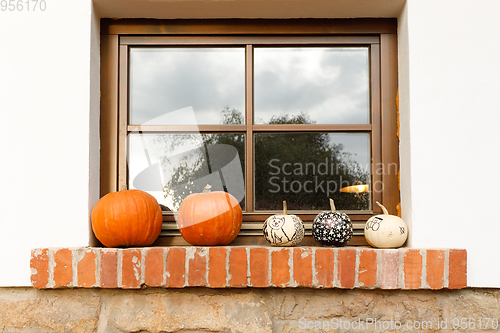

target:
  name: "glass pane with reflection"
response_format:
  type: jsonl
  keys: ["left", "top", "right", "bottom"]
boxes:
{"left": 128, "top": 133, "right": 246, "bottom": 211}
{"left": 254, "top": 47, "right": 370, "bottom": 125}
{"left": 254, "top": 133, "right": 370, "bottom": 211}
{"left": 130, "top": 48, "right": 245, "bottom": 125}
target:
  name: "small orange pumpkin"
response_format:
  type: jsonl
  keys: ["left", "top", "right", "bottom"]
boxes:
{"left": 178, "top": 185, "right": 242, "bottom": 245}
{"left": 92, "top": 189, "right": 162, "bottom": 247}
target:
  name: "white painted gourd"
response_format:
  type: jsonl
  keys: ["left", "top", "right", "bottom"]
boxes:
{"left": 263, "top": 201, "right": 304, "bottom": 246}
{"left": 365, "top": 201, "right": 408, "bottom": 248}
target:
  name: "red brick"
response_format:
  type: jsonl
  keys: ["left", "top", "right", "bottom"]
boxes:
{"left": 53, "top": 248, "right": 72, "bottom": 287}
{"left": 293, "top": 248, "right": 313, "bottom": 287}
{"left": 426, "top": 250, "right": 445, "bottom": 289}
{"left": 249, "top": 248, "right": 269, "bottom": 287}
{"left": 188, "top": 248, "right": 207, "bottom": 287}
{"left": 381, "top": 250, "right": 399, "bottom": 289}
{"left": 271, "top": 248, "right": 290, "bottom": 287}
{"left": 358, "top": 249, "right": 377, "bottom": 287}
{"left": 166, "top": 247, "right": 185, "bottom": 288}
{"left": 30, "top": 249, "right": 49, "bottom": 288}
{"left": 403, "top": 250, "right": 422, "bottom": 289}
{"left": 77, "top": 249, "right": 96, "bottom": 288}
{"left": 208, "top": 247, "right": 227, "bottom": 288}
{"left": 228, "top": 247, "right": 247, "bottom": 287}
{"left": 338, "top": 249, "right": 356, "bottom": 288}
{"left": 145, "top": 248, "right": 164, "bottom": 287}
{"left": 122, "top": 249, "right": 142, "bottom": 289}
{"left": 449, "top": 249, "right": 467, "bottom": 289}
{"left": 315, "top": 249, "right": 335, "bottom": 288}
{"left": 100, "top": 249, "right": 118, "bottom": 288}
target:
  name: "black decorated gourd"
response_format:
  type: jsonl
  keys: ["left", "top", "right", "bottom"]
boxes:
{"left": 312, "top": 198, "right": 353, "bottom": 246}
{"left": 263, "top": 201, "right": 304, "bottom": 246}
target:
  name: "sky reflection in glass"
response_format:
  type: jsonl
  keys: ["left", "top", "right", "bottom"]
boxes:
{"left": 130, "top": 48, "right": 246, "bottom": 125}
{"left": 254, "top": 47, "right": 370, "bottom": 125}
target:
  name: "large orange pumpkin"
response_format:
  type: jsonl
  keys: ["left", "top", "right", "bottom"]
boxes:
{"left": 178, "top": 185, "right": 242, "bottom": 245}
{"left": 92, "top": 189, "right": 162, "bottom": 247}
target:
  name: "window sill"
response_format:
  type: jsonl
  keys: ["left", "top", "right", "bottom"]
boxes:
{"left": 30, "top": 246, "right": 467, "bottom": 290}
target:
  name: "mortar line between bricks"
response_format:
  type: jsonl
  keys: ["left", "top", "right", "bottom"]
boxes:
{"left": 205, "top": 247, "right": 209, "bottom": 287}
{"left": 311, "top": 248, "right": 317, "bottom": 288}
{"left": 421, "top": 249, "right": 427, "bottom": 289}
{"left": 376, "top": 249, "right": 381, "bottom": 288}
{"left": 246, "top": 247, "right": 250, "bottom": 287}
{"left": 354, "top": 248, "right": 360, "bottom": 288}
{"left": 398, "top": 249, "right": 404, "bottom": 289}
{"left": 444, "top": 249, "right": 450, "bottom": 288}
{"left": 95, "top": 248, "right": 101, "bottom": 288}
{"left": 117, "top": 249, "right": 123, "bottom": 288}
{"left": 47, "top": 248, "right": 55, "bottom": 288}
{"left": 162, "top": 247, "right": 168, "bottom": 287}
{"left": 140, "top": 248, "right": 146, "bottom": 287}
{"left": 185, "top": 247, "right": 194, "bottom": 287}
{"left": 267, "top": 248, "right": 272, "bottom": 287}
{"left": 371, "top": 249, "right": 379, "bottom": 288}
{"left": 224, "top": 247, "right": 230, "bottom": 287}
{"left": 333, "top": 249, "right": 339, "bottom": 288}
{"left": 71, "top": 249, "right": 78, "bottom": 288}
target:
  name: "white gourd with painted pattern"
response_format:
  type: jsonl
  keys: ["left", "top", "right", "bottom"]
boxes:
{"left": 364, "top": 201, "right": 408, "bottom": 248}
{"left": 263, "top": 201, "right": 304, "bottom": 246}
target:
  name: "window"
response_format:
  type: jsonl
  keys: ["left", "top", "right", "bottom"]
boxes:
{"left": 100, "top": 19, "right": 399, "bottom": 246}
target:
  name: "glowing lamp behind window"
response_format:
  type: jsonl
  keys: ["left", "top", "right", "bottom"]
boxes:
{"left": 340, "top": 184, "right": 369, "bottom": 193}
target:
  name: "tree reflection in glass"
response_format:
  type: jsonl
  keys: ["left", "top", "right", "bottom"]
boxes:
{"left": 128, "top": 109, "right": 246, "bottom": 211}
{"left": 254, "top": 114, "right": 371, "bottom": 211}
{"left": 129, "top": 109, "right": 370, "bottom": 212}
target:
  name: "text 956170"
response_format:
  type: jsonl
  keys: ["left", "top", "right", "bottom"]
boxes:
{"left": 1, "top": 0, "right": 46, "bottom": 11}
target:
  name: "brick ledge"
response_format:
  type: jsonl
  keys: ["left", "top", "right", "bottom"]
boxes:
{"left": 30, "top": 247, "right": 467, "bottom": 290}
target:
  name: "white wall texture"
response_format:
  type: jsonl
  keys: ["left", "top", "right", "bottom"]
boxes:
{"left": 0, "top": 0, "right": 498, "bottom": 287}
{"left": 401, "top": 0, "right": 500, "bottom": 287}
{"left": 0, "top": 0, "right": 97, "bottom": 286}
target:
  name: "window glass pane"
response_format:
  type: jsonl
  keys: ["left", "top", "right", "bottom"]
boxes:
{"left": 128, "top": 133, "right": 246, "bottom": 211}
{"left": 254, "top": 47, "right": 369, "bottom": 125}
{"left": 254, "top": 133, "right": 370, "bottom": 211}
{"left": 130, "top": 48, "right": 245, "bottom": 125}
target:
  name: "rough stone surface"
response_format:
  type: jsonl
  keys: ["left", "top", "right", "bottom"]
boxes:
{"left": 0, "top": 287, "right": 499, "bottom": 332}
{"left": 0, "top": 288, "right": 99, "bottom": 332}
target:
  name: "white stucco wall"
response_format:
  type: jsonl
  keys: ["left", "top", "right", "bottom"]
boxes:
{"left": 400, "top": 0, "right": 500, "bottom": 287}
{"left": 0, "top": 0, "right": 499, "bottom": 287}
{"left": 0, "top": 0, "right": 98, "bottom": 286}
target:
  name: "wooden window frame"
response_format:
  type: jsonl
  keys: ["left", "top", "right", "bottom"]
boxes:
{"left": 99, "top": 19, "right": 399, "bottom": 247}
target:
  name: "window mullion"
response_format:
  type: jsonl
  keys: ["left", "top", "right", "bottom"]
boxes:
{"left": 118, "top": 44, "right": 129, "bottom": 191}
{"left": 245, "top": 44, "right": 254, "bottom": 213}
{"left": 370, "top": 42, "right": 382, "bottom": 212}
{"left": 252, "top": 124, "right": 372, "bottom": 132}
{"left": 126, "top": 125, "right": 247, "bottom": 132}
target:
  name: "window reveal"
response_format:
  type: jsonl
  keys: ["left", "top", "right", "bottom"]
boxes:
{"left": 99, "top": 19, "right": 399, "bottom": 245}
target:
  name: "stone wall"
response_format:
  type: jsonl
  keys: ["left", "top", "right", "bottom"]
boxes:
{"left": 1, "top": 288, "right": 499, "bottom": 332}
